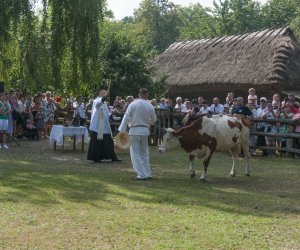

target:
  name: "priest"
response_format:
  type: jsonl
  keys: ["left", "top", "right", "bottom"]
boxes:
{"left": 87, "top": 89, "right": 121, "bottom": 163}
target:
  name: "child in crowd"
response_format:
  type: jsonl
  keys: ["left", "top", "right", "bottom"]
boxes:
{"left": 272, "top": 93, "right": 280, "bottom": 111}
{"left": 248, "top": 88, "right": 258, "bottom": 107}
{"left": 223, "top": 104, "right": 230, "bottom": 114}
{"left": 25, "top": 114, "right": 37, "bottom": 140}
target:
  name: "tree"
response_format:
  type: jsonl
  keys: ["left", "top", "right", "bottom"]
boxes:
{"left": 134, "top": 0, "right": 181, "bottom": 53}
{"left": 99, "top": 21, "right": 158, "bottom": 100}
{"left": 177, "top": 4, "right": 217, "bottom": 39}
{"left": 212, "top": 0, "right": 263, "bottom": 36}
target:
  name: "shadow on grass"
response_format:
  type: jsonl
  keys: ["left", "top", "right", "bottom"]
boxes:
{"left": 0, "top": 143, "right": 299, "bottom": 217}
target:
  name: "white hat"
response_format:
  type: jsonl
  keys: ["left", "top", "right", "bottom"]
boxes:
{"left": 260, "top": 97, "right": 267, "bottom": 102}
{"left": 115, "top": 131, "right": 131, "bottom": 150}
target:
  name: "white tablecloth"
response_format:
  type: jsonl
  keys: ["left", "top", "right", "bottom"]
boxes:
{"left": 49, "top": 125, "right": 89, "bottom": 145}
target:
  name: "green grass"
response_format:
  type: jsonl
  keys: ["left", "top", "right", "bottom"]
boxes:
{"left": 0, "top": 140, "right": 299, "bottom": 249}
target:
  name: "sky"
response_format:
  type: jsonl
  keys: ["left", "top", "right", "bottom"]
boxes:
{"left": 107, "top": 0, "right": 268, "bottom": 20}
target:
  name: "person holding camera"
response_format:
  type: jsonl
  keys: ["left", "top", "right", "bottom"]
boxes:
{"left": 73, "top": 96, "right": 86, "bottom": 126}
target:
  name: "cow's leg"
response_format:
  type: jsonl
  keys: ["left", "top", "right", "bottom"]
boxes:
{"left": 229, "top": 144, "right": 240, "bottom": 177}
{"left": 200, "top": 151, "right": 213, "bottom": 181}
{"left": 241, "top": 142, "right": 251, "bottom": 176}
{"left": 189, "top": 155, "right": 196, "bottom": 179}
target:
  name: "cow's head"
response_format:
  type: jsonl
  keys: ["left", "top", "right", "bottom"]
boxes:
{"left": 158, "top": 128, "right": 181, "bottom": 153}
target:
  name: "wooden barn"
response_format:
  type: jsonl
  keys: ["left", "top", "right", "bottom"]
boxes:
{"left": 151, "top": 27, "right": 300, "bottom": 102}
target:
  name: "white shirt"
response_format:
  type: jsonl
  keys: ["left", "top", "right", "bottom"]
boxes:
{"left": 209, "top": 103, "right": 224, "bottom": 114}
{"left": 250, "top": 108, "right": 258, "bottom": 118}
{"left": 199, "top": 106, "right": 209, "bottom": 114}
{"left": 118, "top": 99, "right": 157, "bottom": 136}
{"left": 89, "top": 97, "right": 111, "bottom": 134}
{"left": 174, "top": 103, "right": 186, "bottom": 112}
{"left": 74, "top": 103, "right": 86, "bottom": 119}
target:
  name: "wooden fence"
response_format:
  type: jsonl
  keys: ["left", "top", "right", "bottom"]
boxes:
{"left": 149, "top": 110, "right": 300, "bottom": 155}
{"left": 56, "top": 108, "right": 300, "bottom": 155}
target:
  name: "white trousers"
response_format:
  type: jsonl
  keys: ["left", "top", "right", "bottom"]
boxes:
{"left": 130, "top": 135, "right": 151, "bottom": 178}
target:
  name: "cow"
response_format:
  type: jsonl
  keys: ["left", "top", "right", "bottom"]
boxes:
{"left": 158, "top": 115, "right": 251, "bottom": 181}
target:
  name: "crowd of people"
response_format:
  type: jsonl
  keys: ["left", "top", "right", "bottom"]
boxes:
{"left": 146, "top": 88, "right": 300, "bottom": 157}
{"left": 0, "top": 89, "right": 62, "bottom": 148}
{"left": 0, "top": 87, "right": 299, "bottom": 156}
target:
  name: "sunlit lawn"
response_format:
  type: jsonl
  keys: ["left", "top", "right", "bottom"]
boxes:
{"left": 0, "top": 140, "right": 299, "bottom": 249}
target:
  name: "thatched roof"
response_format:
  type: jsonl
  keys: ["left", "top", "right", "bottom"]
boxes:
{"left": 152, "top": 27, "right": 300, "bottom": 98}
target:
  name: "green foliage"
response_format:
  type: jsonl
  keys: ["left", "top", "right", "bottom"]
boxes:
{"left": 0, "top": 0, "right": 300, "bottom": 98}
{"left": 178, "top": 4, "right": 217, "bottom": 39}
{"left": 99, "top": 20, "right": 161, "bottom": 100}
{"left": 134, "top": 0, "right": 182, "bottom": 53}
{"left": 212, "top": 0, "right": 264, "bottom": 36}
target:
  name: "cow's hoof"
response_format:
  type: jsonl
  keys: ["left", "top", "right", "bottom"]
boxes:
{"left": 245, "top": 173, "right": 250, "bottom": 177}
{"left": 230, "top": 173, "right": 236, "bottom": 177}
{"left": 200, "top": 178, "right": 206, "bottom": 182}
{"left": 190, "top": 173, "right": 196, "bottom": 179}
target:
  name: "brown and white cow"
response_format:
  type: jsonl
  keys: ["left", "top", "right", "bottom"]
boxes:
{"left": 158, "top": 115, "right": 251, "bottom": 181}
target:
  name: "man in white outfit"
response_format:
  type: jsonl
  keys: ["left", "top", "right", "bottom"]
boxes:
{"left": 118, "top": 88, "right": 157, "bottom": 180}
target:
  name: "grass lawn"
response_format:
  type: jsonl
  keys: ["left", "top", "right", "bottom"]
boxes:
{"left": 0, "top": 140, "right": 300, "bottom": 249}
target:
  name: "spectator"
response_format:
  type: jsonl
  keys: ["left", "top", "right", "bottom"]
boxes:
{"left": 124, "top": 96, "right": 134, "bottom": 112}
{"left": 209, "top": 97, "right": 224, "bottom": 114}
{"left": 261, "top": 101, "right": 279, "bottom": 156}
{"left": 32, "top": 96, "right": 44, "bottom": 140}
{"left": 197, "top": 96, "right": 204, "bottom": 108}
{"left": 292, "top": 106, "right": 300, "bottom": 158}
{"left": 272, "top": 93, "right": 280, "bottom": 111}
{"left": 150, "top": 99, "right": 159, "bottom": 108}
{"left": 226, "top": 92, "right": 235, "bottom": 106}
{"left": 231, "top": 97, "right": 252, "bottom": 117}
{"left": 248, "top": 88, "right": 258, "bottom": 107}
{"left": 223, "top": 104, "right": 230, "bottom": 114}
{"left": 286, "top": 99, "right": 299, "bottom": 114}
{"left": 247, "top": 100, "right": 258, "bottom": 155}
{"left": 174, "top": 97, "right": 186, "bottom": 113}
{"left": 0, "top": 95, "right": 11, "bottom": 149}
{"left": 44, "top": 91, "right": 57, "bottom": 137}
{"left": 5, "top": 92, "right": 13, "bottom": 137}
{"left": 256, "top": 97, "right": 268, "bottom": 156}
{"left": 73, "top": 96, "right": 86, "bottom": 126}
{"left": 25, "top": 114, "right": 37, "bottom": 140}
{"left": 166, "top": 98, "right": 173, "bottom": 109}
{"left": 182, "top": 99, "right": 200, "bottom": 125}
{"left": 199, "top": 100, "right": 210, "bottom": 115}
{"left": 159, "top": 98, "right": 169, "bottom": 110}
{"left": 191, "top": 99, "right": 200, "bottom": 113}
{"left": 278, "top": 105, "right": 294, "bottom": 155}
{"left": 85, "top": 94, "right": 94, "bottom": 121}
{"left": 112, "top": 96, "right": 124, "bottom": 117}
{"left": 184, "top": 99, "right": 192, "bottom": 112}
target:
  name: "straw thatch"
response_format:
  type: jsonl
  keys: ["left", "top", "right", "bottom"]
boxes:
{"left": 151, "top": 27, "right": 300, "bottom": 100}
